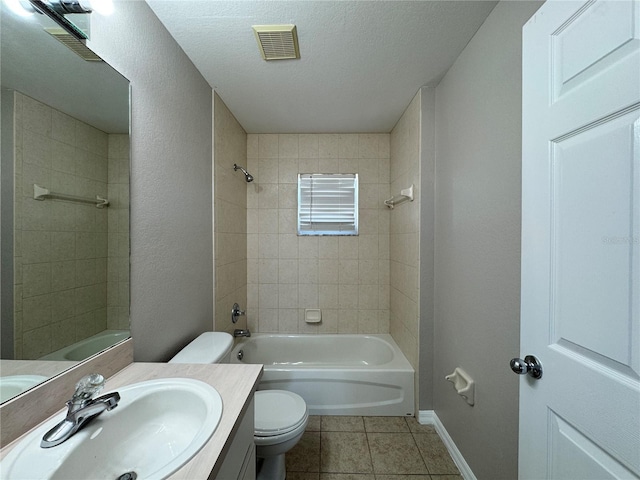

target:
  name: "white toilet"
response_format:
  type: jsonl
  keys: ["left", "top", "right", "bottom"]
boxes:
{"left": 169, "top": 332, "right": 308, "bottom": 480}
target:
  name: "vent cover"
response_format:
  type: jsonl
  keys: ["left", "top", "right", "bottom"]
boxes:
{"left": 45, "top": 28, "right": 103, "bottom": 62}
{"left": 252, "top": 25, "right": 300, "bottom": 61}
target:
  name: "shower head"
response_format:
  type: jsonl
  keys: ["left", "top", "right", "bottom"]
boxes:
{"left": 234, "top": 164, "right": 254, "bottom": 182}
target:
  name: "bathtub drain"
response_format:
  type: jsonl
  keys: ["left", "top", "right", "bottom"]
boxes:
{"left": 237, "top": 349, "right": 244, "bottom": 360}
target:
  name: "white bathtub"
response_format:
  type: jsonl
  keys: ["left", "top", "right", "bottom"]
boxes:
{"left": 230, "top": 333, "right": 415, "bottom": 416}
{"left": 39, "top": 330, "right": 130, "bottom": 361}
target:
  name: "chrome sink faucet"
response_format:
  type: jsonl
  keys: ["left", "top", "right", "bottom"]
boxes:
{"left": 41, "top": 373, "right": 120, "bottom": 448}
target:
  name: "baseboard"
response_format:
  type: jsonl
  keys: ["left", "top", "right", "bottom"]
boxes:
{"left": 418, "top": 410, "right": 477, "bottom": 480}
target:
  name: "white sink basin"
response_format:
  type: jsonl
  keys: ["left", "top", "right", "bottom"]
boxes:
{"left": 1, "top": 378, "right": 223, "bottom": 480}
{"left": 0, "top": 375, "right": 48, "bottom": 402}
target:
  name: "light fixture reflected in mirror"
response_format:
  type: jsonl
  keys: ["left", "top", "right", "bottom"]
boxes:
{"left": 3, "top": 0, "right": 113, "bottom": 41}
{"left": 85, "top": 0, "right": 112, "bottom": 15}
{"left": 4, "top": 0, "right": 35, "bottom": 16}
{"left": 28, "top": 0, "right": 90, "bottom": 40}
{"left": 36, "top": 0, "right": 114, "bottom": 16}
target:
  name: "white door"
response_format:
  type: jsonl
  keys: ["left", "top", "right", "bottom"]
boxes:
{"left": 520, "top": 0, "right": 640, "bottom": 478}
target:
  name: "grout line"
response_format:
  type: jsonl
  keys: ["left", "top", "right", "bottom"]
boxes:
{"left": 318, "top": 416, "right": 322, "bottom": 474}
{"left": 291, "top": 416, "right": 456, "bottom": 477}
{"left": 405, "top": 416, "right": 432, "bottom": 474}
{"left": 363, "top": 415, "right": 375, "bottom": 474}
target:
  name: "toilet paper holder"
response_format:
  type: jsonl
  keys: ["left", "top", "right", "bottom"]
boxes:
{"left": 445, "top": 367, "right": 475, "bottom": 406}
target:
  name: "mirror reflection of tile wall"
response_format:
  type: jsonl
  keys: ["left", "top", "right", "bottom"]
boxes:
{"left": 106, "top": 134, "right": 130, "bottom": 334}
{"left": 13, "top": 92, "right": 129, "bottom": 359}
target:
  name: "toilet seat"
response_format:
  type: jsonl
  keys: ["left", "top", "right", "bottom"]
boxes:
{"left": 254, "top": 390, "right": 308, "bottom": 438}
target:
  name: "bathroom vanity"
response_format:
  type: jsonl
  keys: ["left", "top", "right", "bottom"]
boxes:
{"left": 102, "top": 363, "right": 261, "bottom": 479}
{"left": 0, "top": 340, "right": 263, "bottom": 479}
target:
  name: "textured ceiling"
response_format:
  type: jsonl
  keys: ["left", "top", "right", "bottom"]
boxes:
{"left": 146, "top": 0, "right": 497, "bottom": 133}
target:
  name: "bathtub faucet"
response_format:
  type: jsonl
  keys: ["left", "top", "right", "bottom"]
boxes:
{"left": 233, "top": 328, "right": 251, "bottom": 338}
{"left": 231, "top": 303, "right": 246, "bottom": 324}
{"left": 41, "top": 373, "right": 120, "bottom": 448}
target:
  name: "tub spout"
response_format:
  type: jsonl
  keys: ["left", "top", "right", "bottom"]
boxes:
{"left": 233, "top": 329, "right": 251, "bottom": 338}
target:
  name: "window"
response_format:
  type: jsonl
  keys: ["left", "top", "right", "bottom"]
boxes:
{"left": 297, "top": 173, "right": 358, "bottom": 236}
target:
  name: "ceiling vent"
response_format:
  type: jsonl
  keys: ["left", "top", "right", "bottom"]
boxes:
{"left": 45, "top": 28, "right": 103, "bottom": 62}
{"left": 252, "top": 25, "right": 300, "bottom": 61}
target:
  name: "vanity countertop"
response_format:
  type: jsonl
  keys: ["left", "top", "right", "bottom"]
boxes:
{"left": 0, "top": 362, "right": 263, "bottom": 479}
{"left": 109, "top": 362, "right": 263, "bottom": 479}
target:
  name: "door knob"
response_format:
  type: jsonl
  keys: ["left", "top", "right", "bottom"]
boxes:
{"left": 510, "top": 355, "right": 543, "bottom": 379}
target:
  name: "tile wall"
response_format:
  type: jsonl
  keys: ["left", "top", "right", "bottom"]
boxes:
{"left": 13, "top": 92, "right": 129, "bottom": 359}
{"left": 246, "top": 133, "right": 390, "bottom": 334}
{"left": 213, "top": 93, "right": 248, "bottom": 334}
{"left": 389, "top": 92, "right": 422, "bottom": 369}
{"left": 106, "top": 134, "right": 130, "bottom": 330}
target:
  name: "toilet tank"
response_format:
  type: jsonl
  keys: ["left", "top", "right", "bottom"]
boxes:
{"left": 169, "top": 332, "right": 234, "bottom": 364}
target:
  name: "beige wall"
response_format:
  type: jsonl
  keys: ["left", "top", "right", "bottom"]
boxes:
{"left": 13, "top": 92, "right": 129, "bottom": 359}
{"left": 246, "top": 133, "right": 390, "bottom": 334}
{"left": 213, "top": 92, "right": 248, "bottom": 335}
{"left": 432, "top": 2, "right": 542, "bottom": 478}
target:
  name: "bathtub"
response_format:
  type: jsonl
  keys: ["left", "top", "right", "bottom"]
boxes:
{"left": 39, "top": 330, "right": 130, "bottom": 361}
{"left": 230, "top": 333, "right": 415, "bottom": 416}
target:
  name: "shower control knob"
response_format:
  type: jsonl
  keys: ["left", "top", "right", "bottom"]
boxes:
{"left": 231, "top": 302, "right": 245, "bottom": 324}
{"left": 510, "top": 355, "right": 543, "bottom": 379}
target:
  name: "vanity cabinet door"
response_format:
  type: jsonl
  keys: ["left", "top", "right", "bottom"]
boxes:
{"left": 214, "top": 398, "right": 255, "bottom": 480}
{"left": 237, "top": 443, "right": 256, "bottom": 480}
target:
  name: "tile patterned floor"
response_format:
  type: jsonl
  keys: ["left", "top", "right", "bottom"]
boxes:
{"left": 285, "top": 416, "right": 463, "bottom": 480}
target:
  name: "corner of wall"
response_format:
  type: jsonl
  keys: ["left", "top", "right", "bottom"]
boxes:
{"left": 389, "top": 89, "right": 424, "bottom": 413}
{"left": 418, "top": 86, "right": 436, "bottom": 411}
{"left": 213, "top": 93, "right": 248, "bottom": 335}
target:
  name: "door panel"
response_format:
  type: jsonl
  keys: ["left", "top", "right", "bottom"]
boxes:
{"left": 520, "top": 0, "right": 640, "bottom": 478}
{"left": 552, "top": 0, "right": 638, "bottom": 99}
{"left": 549, "top": 412, "right": 638, "bottom": 479}
{"left": 552, "top": 112, "right": 639, "bottom": 371}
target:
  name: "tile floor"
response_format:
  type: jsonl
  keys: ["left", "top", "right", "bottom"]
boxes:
{"left": 285, "top": 416, "right": 463, "bottom": 480}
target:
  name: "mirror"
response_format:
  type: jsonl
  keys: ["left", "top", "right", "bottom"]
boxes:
{"left": 0, "top": 3, "right": 130, "bottom": 403}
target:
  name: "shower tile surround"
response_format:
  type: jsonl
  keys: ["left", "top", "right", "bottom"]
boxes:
{"left": 214, "top": 93, "right": 248, "bottom": 334}
{"left": 388, "top": 93, "right": 422, "bottom": 370}
{"left": 244, "top": 127, "right": 421, "bottom": 392}
{"left": 12, "top": 92, "right": 130, "bottom": 359}
{"left": 246, "top": 134, "right": 391, "bottom": 335}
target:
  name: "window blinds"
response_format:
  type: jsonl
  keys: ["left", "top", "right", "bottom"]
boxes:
{"left": 297, "top": 173, "right": 358, "bottom": 235}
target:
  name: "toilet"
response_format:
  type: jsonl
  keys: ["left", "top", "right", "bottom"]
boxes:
{"left": 168, "top": 331, "right": 235, "bottom": 364}
{"left": 169, "top": 332, "right": 308, "bottom": 480}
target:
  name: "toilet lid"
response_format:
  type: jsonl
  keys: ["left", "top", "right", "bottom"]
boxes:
{"left": 254, "top": 390, "right": 308, "bottom": 436}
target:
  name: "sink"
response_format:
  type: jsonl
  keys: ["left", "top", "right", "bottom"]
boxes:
{"left": 0, "top": 378, "right": 223, "bottom": 480}
{"left": 0, "top": 375, "right": 48, "bottom": 402}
